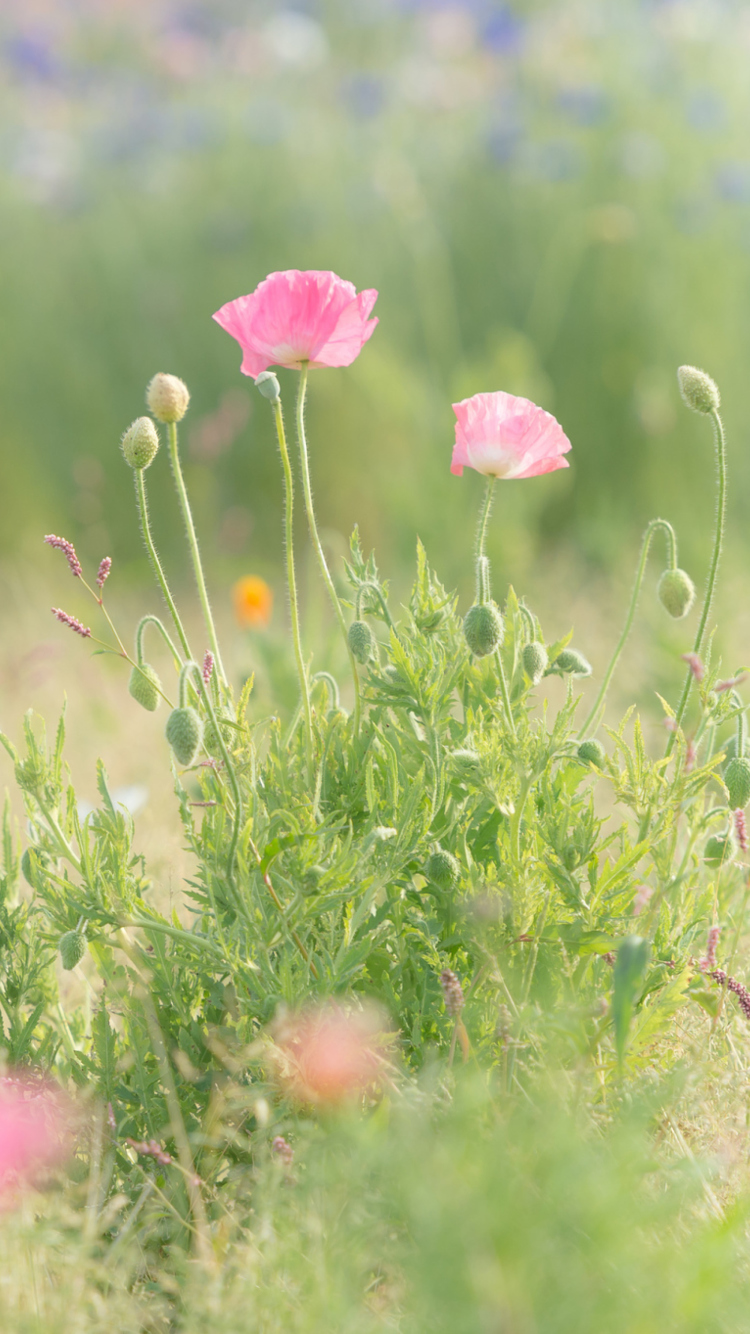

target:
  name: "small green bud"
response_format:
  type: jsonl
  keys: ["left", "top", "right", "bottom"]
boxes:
{"left": 463, "top": 602, "right": 504, "bottom": 657}
{"left": 128, "top": 662, "right": 162, "bottom": 712}
{"left": 21, "top": 847, "right": 45, "bottom": 889}
{"left": 704, "top": 833, "right": 735, "bottom": 868}
{"left": 425, "top": 849, "right": 460, "bottom": 892}
{"left": 59, "top": 929, "right": 86, "bottom": 971}
{"left": 146, "top": 372, "right": 190, "bottom": 423}
{"left": 348, "top": 620, "right": 376, "bottom": 664}
{"left": 122, "top": 416, "right": 159, "bottom": 470}
{"left": 166, "top": 707, "right": 203, "bottom": 766}
{"left": 657, "top": 568, "right": 695, "bottom": 620}
{"left": 450, "top": 747, "right": 481, "bottom": 772}
{"left": 255, "top": 371, "right": 281, "bottom": 404}
{"left": 725, "top": 756, "right": 750, "bottom": 809}
{"left": 577, "top": 738, "right": 607, "bottom": 767}
{"left": 554, "top": 648, "right": 592, "bottom": 677}
{"left": 15, "top": 758, "right": 45, "bottom": 792}
{"left": 677, "top": 365, "right": 720, "bottom": 415}
{"left": 522, "top": 641, "right": 548, "bottom": 684}
{"left": 723, "top": 736, "right": 749, "bottom": 771}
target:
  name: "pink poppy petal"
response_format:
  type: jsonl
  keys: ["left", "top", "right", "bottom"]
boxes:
{"left": 451, "top": 392, "right": 571, "bottom": 481}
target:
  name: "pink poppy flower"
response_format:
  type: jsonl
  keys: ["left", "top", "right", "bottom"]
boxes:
{"left": 272, "top": 1003, "right": 388, "bottom": 1106}
{"left": 451, "top": 392, "right": 571, "bottom": 479}
{"left": 0, "top": 1077, "right": 71, "bottom": 1201}
{"left": 213, "top": 270, "right": 378, "bottom": 377}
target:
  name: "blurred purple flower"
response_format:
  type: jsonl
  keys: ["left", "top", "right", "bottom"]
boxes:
{"left": 556, "top": 86, "right": 608, "bottom": 128}
{"left": 341, "top": 74, "right": 386, "bottom": 119}
{"left": 715, "top": 162, "right": 750, "bottom": 205}
{"left": 481, "top": 8, "right": 524, "bottom": 54}
{"left": 5, "top": 33, "right": 59, "bottom": 81}
{"left": 685, "top": 89, "right": 725, "bottom": 133}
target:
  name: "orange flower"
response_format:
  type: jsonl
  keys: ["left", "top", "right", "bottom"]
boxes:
{"left": 232, "top": 575, "right": 273, "bottom": 629}
{"left": 272, "top": 1003, "right": 387, "bottom": 1106}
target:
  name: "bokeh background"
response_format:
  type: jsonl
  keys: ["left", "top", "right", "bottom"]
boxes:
{"left": 3, "top": 0, "right": 750, "bottom": 772}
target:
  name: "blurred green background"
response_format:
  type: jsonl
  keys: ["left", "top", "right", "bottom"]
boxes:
{"left": 2, "top": 0, "right": 750, "bottom": 617}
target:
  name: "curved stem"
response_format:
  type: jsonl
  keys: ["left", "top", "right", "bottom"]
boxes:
{"left": 271, "top": 397, "right": 313, "bottom": 771}
{"left": 667, "top": 411, "right": 727, "bottom": 756}
{"left": 580, "top": 518, "right": 678, "bottom": 737}
{"left": 134, "top": 471, "right": 192, "bottom": 662}
{"left": 296, "top": 366, "right": 361, "bottom": 735}
{"left": 166, "top": 422, "right": 227, "bottom": 688}
{"left": 357, "top": 581, "right": 399, "bottom": 635}
{"left": 136, "top": 614, "right": 183, "bottom": 669}
{"left": 475, "top": 478, "right": 496, "bottom": 603}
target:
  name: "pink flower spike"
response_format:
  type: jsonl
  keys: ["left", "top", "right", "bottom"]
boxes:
{"left": 213, "top": 270, "right": 378, "bottom": 376}
{"left": 451, "top": 393, "right": 571, "bottom": 480}
{"left": 716, "top": 673, "right": 748, "bottom": 693}
{"left": 96, "top": 557, "right": 112, "bottom": 591}
{"left": 51, "top": 608, "right": 91, "bottom": 638}
{"left": 681, "top": 652, "right": 705, "bottom": 682}
{"left": 632, "top": 884, "right": 654, "bottom": 915}
{"left": 202, "top": 651, "right": 214, "bottom": 687}
{"left": 735, "top": 808, "right": 748, "bottom": 853}
{"left": 44, "top": 534, "right": 82, "bottom": 578}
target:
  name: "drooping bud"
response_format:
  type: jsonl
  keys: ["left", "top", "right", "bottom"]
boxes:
{"left": 21, "top": 847, "right": 46, "bottom": 888}
{"left": 146, "top": 372, "right": 190, "bottom": 423}
{"left": 657, "top": 568, "right": 695, "bottom": 620}
{"left": 59, "top": 929, "right": 86, "bottom": 971}
{"left": 704, "top": 833, "right": 735, "bottom": 868}
{"left": 121, "top": 416, "right": 159, "bottom": 470}
{"left": 166, "top": 707, "right": 203, "bottom": 766}
{"left": 425, "top": 849, "right": 460, "bottom": 892}
{"left": 554, "top": 648, "right": 592, "bottom": 678}
{"left": 255, "top": 371, "right": 281, "bottom": 404}
{"left": 348, "top": 620, "right": 376, "bottom": 664}
{"left": 677, "top": 365, "right": 720, "bottom": 415}
{"left": 577, "top": 738, "right": 606, "bottom": 767}
{"left": 725, "top": 756, "right": 750, "bottom": 809}
{"left": 463, "top": 602, "right": 504, "bottom": 657}
{"left": 522, "top": 641, "right": 548, "bottom": 684}
{"left": 128, "top": 662, "right": 162, "bottom": 712}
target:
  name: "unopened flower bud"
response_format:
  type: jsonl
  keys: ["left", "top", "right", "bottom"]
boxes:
{"left": 122, "top": 417, "right": 159, "bottom": 470}
{"left": 725, "top": 756, "right": 750, "bottom": 809}
{"left": 146, "top": 372, "right": 190, "bottom": 423}
{"left": 577, "top": 738, "right": 606, "bottom": 767}
{"left": 657, "top": 568, "right": 695, "bottom": 619}
{"left": 15, "top": 758, "right": 45, "bottom": 792}
{"left": 704, "top": 833, "right": 735, "bottom": 868}
{"left": 128, "top": 662, "right": 162, "bottom": 712}
{"left": 166, "top": 707, "right": 203, "bottom": 766}
{"left": 425, "top": 848, "right": 460, "bottom": 892}
{"left": 522, "top": 641, "right": 548, "bottom": 684}
{"left": 59, "top": 929, "right": 86, "bottom": 971}
{"left": 677, "top": 365, "right": 720, "bottom": 415}
{"left": 255, "top": 371, "right": 281, "bottom": 404}
{"left": 463, "top": 602, "right": 504, "bottom": 657}
{"left": 348, "top": 620, "right": 376, "bottom": 664}
{"left": 554, "top": 648, "right": 592, "bottom": 678}
{"left": 723, "top": 736, "right": 749, "bottom": 770}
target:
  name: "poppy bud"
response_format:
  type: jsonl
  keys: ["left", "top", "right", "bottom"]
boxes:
{"left": 725, "top": 757, "right": 750, "bottom": 809}
{"left": 122, "top": 417, "right": 159, "bottom": 470}
{"left": 128, "top": 662, "right": 162, "bottom": 712}
{"left": 146, "top": 372, "right": 190, "bottom": 423}
{"left": 657, "top": 568, "right": 695, "bottom": 619}
{"left": 577, "top": 738, "right": 606, "bottom": 767}
{"left": 464, "top": 602, "right": 504, "bottom": 657}
{"left": 255, "top": 371, "right": 281, "bottom": 404}
{"left": 425, "top": 849, "right": 460, "bottom": 892}
{"left": 348, "top": 620, "right": 376, "bottom": 664}
{"left": 59, "top": 929, "right": 86, "bottom": 971}
{"left": 522, "top": 641, "right": 548, "bottom": 684}
{"left": 166, "top": 707, "right": 203, "bottom": 766}
{"left": 554, "top": 648, "right": 592, "bottom": 677}
{"left": 677, "top": 365, "right": 720, "bottom": 415}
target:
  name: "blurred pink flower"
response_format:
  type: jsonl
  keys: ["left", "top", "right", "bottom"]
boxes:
{"left": 451, "top": 392, "right": 571, "bottom": 479}
{"left": 272, "top": 1003, "right": 387, "bottom": 1106}
{"left": 0, "top": 1077, "right": 70, "bottom": 1199}
{"left": 213, "top": 270, "right": 378, "bottom": 377}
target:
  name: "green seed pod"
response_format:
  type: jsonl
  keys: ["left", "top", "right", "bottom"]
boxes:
{"left": 128, "top": 662, "right": 162, "bottom": 712}
{"left": 450, "top": 747, "right": 481, "bottom": 773}
{"left": 121, "top": 416, "right": 159, "bottom": 470}
{"left": 255, "top": 371, "right": 281, "bottom": 404}
{"left": 166, "top": 707, "right": 203, "bottom": 766}
{"left": 522, "top": 641, "right": 548, "bottom": 684}
{"left": 577, "top": 738, "right": 606, "bottom": 768}
{"left": 463, "top": 602, "right": 504, "bottom": 657}
{"left": 21, "top": 847, "right": 46, "bottom": 889}
{"left": 725, "top": 756, "right": 750, "bottom": 809}
{"left": 657, "top": 568, "right": 695, "bottom": 620}
{"left": 425, "top": 849, "right": 460, "bottom": 892}
{"left": 146, "top": 372, "right": 190, "bottom": 423}
{"left": 554, "top": 648, "right": 592, "bottom": 678}
{"left": 677, "top": 365, "right": 720, "bottom": 416}
{"left": 704, "top": 834, "right": 735, "bottom": 868}
{"left": 59, "top": 929, "right": 86, "bottom": 971}
{"left": 348, "top": 620, "right": 376, "bottom": 664}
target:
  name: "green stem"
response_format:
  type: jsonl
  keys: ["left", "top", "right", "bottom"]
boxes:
{"left": 166, "top": 422, "right": 227, "bottom": 687}
{"left": 667, "top": 410, "right": 727, "bottom": 757}
{"left": 579, "top": 518, "right": 678, "bottom": 737}
{"left": 134, "top": 470, "right": 192, "bottom": 662}
{"left": 271, "top": 397, "right": 313, "bottom": 771}
{"left": 495, "top": 647, "right": 516, "bottom": 737}
{"left": 356, "top": 581, "right": 398, "bottom": 635}
{"left": 180, "top": 662, "right": 244, "bottom": 874}
{"left": 135, "top": 614, "right": 183, "bottom": 669}
{"left": 296, "top": 366, "right": 361, "bottom": 734}
{"left": 475, "top": 478, "right": 496, "bottom": 603}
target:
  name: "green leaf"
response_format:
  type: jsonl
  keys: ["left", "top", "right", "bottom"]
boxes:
{"left": 612, "top": 935, "right": 650, "bottom": 1068}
